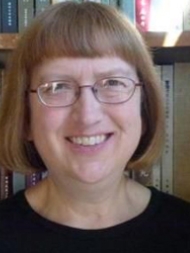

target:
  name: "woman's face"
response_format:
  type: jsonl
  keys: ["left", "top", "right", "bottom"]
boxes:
{"left": 29, "top": 56, "right": 142, "bottom": 184}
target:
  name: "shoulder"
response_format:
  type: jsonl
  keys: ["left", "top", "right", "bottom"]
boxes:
{"left": 0, "top": 190, "right": 27, "bottom": 230}
{"left": 141, "top": 187, "right": 190, "bottom": 250}
{"left": 0, "top": 190, "right": 25, "bottom": 211}
{"left": 149, "top": 187, "right": 190, "bottom": 223}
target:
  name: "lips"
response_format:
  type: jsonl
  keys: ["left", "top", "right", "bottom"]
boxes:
{"left": 67, "top": 134, "right": 110, "bottom": 146}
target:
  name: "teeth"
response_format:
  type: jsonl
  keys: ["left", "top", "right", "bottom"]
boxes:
{"left": 70, "top": 135, "right": 106, "bottom": 146}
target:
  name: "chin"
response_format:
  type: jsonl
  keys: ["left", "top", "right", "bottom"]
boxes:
{"left": 71, "top": 164, "right": 112, "bottom": 185}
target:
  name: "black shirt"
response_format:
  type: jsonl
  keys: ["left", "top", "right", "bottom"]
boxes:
{"left": 0, "top": 187, "right": 190, "bottom": 253}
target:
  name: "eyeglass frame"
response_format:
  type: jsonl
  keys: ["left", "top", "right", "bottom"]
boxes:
{"left": 29, "top": 77, "right": 143, "bottom": 108}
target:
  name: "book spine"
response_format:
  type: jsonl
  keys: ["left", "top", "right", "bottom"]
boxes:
{"left": 119, "top": 0, "right": 135, "bottom": 24}
{"left": 2, "top": 0, "right": 18, "bottom": 33}
{"left": 109, "top": 0, "right": 117, "bottom": 8}
{"left": 151, "top": 161, "right": 161, "bottom": 190}
{"left": 0, "top": 168, "right": 13, "bottom": 200}
{"left": 51, "top": 0, "right": 67, "bottom": 3}
{"left": 0, "top": 0, "right": 2, "bottom": 32}
{"left": 82, "top": 0, "right": 101, "bottom": 2}
{"left": 41, "top": 171, "right": 48, "bottom": 179}
{"left": 131, "top": 169, "right": 152, "bottom": 187}
{"left": 136, "top": 0, "right": 183, "bottom": 32}
{"left": 161, "top": 64, "right": 174, "bottom": 195}
{"left": 183, "top": 0, "right": 190, "bottom": 30}
{"left": 151, "top": 65, "right": 162, "bottom": 190}
{"left": 52, "top": 0, "right": 83, "bottom": 3}
{"left": 135, "top": 0, "right": 151, "bottom": 31}
{"left": 25, "top": 172, "right": 42, "bottom": 188}
{"left": 174, "top": 63, "right": 190, "bottom": 201}
{"left": 18, "top": 0, "right": 34, "bottom": 33}
{"left": 101, "top": 0, "right": 110, "bottom": 5}
{"left": 13, "top": 172, "right": 25, "bottom": 194}
{"left": 35, "top": 0, "right": 51, "bottom": 16}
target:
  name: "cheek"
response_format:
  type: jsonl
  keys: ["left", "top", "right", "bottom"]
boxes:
{"left": 122, "top": 111, "right": 142, "bottom": 142}
{"left": 29, "top": 103, "right": 67, "bottom": 139}
{"left": 115, "top": 99, "right": 142, "bottom": 131}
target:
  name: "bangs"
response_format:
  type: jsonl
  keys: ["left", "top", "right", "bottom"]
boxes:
{"left": 21, "top": 2, "right": 138, "bottom": 70}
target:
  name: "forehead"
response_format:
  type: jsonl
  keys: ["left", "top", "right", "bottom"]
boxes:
{"left": 32, "top": 56, "right": 138, "bottom": 84}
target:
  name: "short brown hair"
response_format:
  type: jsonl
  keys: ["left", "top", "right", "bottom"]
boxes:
{"left": 0, "top": 1, "right": 164, "bottom": 173}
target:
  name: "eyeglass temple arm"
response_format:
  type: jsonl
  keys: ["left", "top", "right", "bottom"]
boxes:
{"left": 136, "top": 82, "right": 143, "bottom": 87}
{"left": 29, "top": 89, "right": 38, "bottom": 93}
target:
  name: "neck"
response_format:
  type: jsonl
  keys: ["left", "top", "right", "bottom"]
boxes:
{"left": 26, "top": 174, "right": 150, "bottom": 229}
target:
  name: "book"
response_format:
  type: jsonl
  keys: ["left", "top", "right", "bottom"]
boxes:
{"left": 0, "top": 168, "right": 13, "bottom": 200}
{"left": 183, "top": 0, "right": 190, "bottom": 30}
{"left": 18, "top": 0, "right": 34, "bottom": 33}
{"left": 25, "top": 172, "right": 42, "bottom": 188}
{"left": 109, "top": 0, "right": 118, "bottom": 8}
{"left": 136, "top": 0, "right": 183, "bottom": 32}
{"left": 51, "top": 0, "right": 67, "bottom": 3}
{"left": 35, "top": 0, "right": 51, "bottom": 16}
{"left": 13, "top": 172, "right": 25, "bottom": 194}
{"left": 119, "top": 0, "right": 135, "bottom": 24}
{"left": 82, "top": 0, "right": 101, "bottom": 2}
{"left": 173, "top": 63, "right": 190, "bottom": 202}
{"left": 131, "top": 168, "right": 152, "bottom": 187}
{"left": 161, "top": 64, "right": 174, "bottom": 195}
{"left": 0, "top": 0, "right": 2, "bottom": 32}
{"left": 101, "top": 0, "right": 110, "bottom": 5}
{"left": 151, "top": 65, "right": 162, "bottom": 190}
{"left": 52, "top": 0, "right": 83, "bottom": 3}
{"left": 151, "top": 161, "right": 161, "bottom": 190}
{"left": 2, "top": 0, "right": 18, "bottom": 33}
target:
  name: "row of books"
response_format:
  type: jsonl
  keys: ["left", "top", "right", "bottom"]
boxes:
{"left": 136, "top": 0, "right": 190, "bottom": 32}
{"left": 121, "top": 62, "right": 190, "bottom": 202}
{"left": 0, "top": 62, "right": 190, "bottom": 201}
{"left": 0, "top": 0, "right": 51, "bottom": 33}
{"left": 1, "top": 0, "right": 190, "bottom": 33}
{"left": 123, "top": 62, "right": 190, "bottom": 203}
{"left": 0, "top": 168, "right": 47, "bottom": 200}
{"left": 0, "top": 0, "right": 115, "bottom": 34}
{"left": 151, "top": 62, "right": 190, "bottom": 202}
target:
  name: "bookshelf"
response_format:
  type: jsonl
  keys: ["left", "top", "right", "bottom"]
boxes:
{"left": 142, "top": 31, "right": 190, "bottom": 64}
{"left": 0, "top": 34, "right": 18, "bottom": 50}
{"left": 143, "top": 31, "right": 190, "bottom": 47}
{"left": 0, "top": 31, "right": 190, "bottom": 50}
{"left": 0, "top": 31, "right": 190, "bottom": 64}
{"left": 0, "top": 32, "right": 189, "bottom": 66}
{"left": 1, "top": 31, "right": 190, "bottom": 50}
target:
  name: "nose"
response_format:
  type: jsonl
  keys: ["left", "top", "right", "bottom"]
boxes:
{"left": 71, "top": 86, "right": 103, "bottom": 127}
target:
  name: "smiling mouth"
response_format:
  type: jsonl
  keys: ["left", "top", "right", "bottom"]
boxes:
{"left": 67, "top": 134, "right": 111, "bottom": 146}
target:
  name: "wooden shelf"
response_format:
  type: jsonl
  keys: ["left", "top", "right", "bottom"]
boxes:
{"left": 0, "top": 34, "right": 19, "bottom": 50}
{"left": 0, "top": 31, "right": 190, "bottom": 50}
{"left": 143, "top": 31, "right": 190, "bottom": 48}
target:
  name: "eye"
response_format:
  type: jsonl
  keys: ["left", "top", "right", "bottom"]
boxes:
{"left": 44, "top": 81, "right": 73, "bottom": 94}
{"left": 108, "top": 79, "right": 124, "bottom": 87}
{"left": 52, "top": 82, "right": 73, "bottom": 93}
{"left": 101, "top": 78, "right": 128, "bottom": 91}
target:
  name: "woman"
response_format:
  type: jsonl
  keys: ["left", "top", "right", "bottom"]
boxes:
{"left": 0, "top": 2, "right": 189, "bottom": 252}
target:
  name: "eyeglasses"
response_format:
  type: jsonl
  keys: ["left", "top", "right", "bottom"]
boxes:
{"left": 29, "top": 77, "right": 143, "bottom": 107}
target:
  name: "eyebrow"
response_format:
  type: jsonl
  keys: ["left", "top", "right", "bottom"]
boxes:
{"left": 38, "top": 74, "right": 74, "bottom": 84}
{"left": 38, "top": 67, "right": 136, "bottom": 84}
{"left": 94, "top": 68, "right": 135, "bottom": 78}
